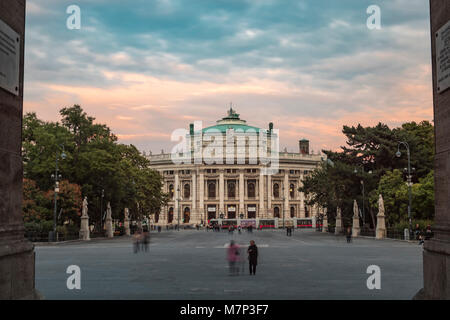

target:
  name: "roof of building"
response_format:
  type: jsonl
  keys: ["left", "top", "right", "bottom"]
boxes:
{"left": 200, "top": 107, "right": 267, "bottom": 133}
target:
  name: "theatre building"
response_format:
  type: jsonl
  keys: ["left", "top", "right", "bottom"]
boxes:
{"left": 147, "top": 108, "right": 325, "bottom": 226}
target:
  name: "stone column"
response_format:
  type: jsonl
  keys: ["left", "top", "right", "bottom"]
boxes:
{"left": 175, "top": 171, "right": 180, "bottom": 225}
{"left": 0, "top": 0, "right": 38, "bottom": 299}
{"left": 419, "top": 1, "right": 450, "bottom": 299}
{"left": 124, "top": 208, "right": 130, "bottom": 236}
{"left": 192, "top": 171, "right": 197, "bottom": 222}
{"left": 352, "top": 200, "right": 360, "bottom": 237}
{"left": 267, "top": 173, "right": 272, "bottom": 213}
{"left": 105, "top": 202, "right": 113, "bottom": 238}
{"left": 284, "top": 172, "right": 289, "bottom": 222}
{"left": 335, "top": 207, "right": 343, "bottom": 235}
{"left": 259, "top": 172, "right": 265, "bottom": 218}
{"left": 199, "top": 170, "right": 204, "bottom": 220}
{"left": 79, "top": 197, "right": 90, "bottom": 240}
{"left": 219, "top": 170, "right": 224, "bottom": 214}
{"left": 299, "top": 174, "right": 305, "bottom": 217}
{"left": 375, "top": 195, "right": 386, "bottom": 239}
{"left": 322, "top": 208, "right": 328, "bottom": 233}
{"left": 239, "top": 171, "right": 244, "bottom": 215}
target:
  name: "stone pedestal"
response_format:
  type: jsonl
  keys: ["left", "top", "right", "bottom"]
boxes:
{"left": 352, "top": 200, "right": 360, "bottom": 237}
{"left": 335, "top": 207, "right": 343, "bottom": 235}
{"left": 418, "top": 0, "right": 450, "bottom": 299}
{"left": 0, "top": 0, "right": 39, "bottom": 299}
{"left": 105, "top": 202, "right": 113, "bottom": 238}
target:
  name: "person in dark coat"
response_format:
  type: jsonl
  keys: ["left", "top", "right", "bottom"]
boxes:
{"left": 247, "top": 240, "right": 258, "bottom": 275}
{"left": 346, "top": 227, "right": 352, "bottom": 243}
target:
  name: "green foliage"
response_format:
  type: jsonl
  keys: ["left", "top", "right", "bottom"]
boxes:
{"left": 301, "top": 120, "right": 435, "bottom": 228}
{"left": 22, "top": 105, "right": 167, "bottom": 229}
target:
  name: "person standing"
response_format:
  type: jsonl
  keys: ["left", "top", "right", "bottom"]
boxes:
{"left": 247, "top": 240, "right": 258, "bottom": 275}
{"left": 346, "top": 227, "right": 352, "bottom": 243}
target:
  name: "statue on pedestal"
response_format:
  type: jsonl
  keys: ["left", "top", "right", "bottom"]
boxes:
{"left": 352, "top": 200, "right": 360, "bottom": 237}
{"left": 79, "top": 196, "right": 90, "bottom": 240}
{"left": 376, "top": 194, "right": 386, "bottom": 239}
{"left": 335, "top": 207, "right": 343, "bottom": 235}
{"left": 322, "top": 208, "right": 328, "bottom": 233}
{"left": 105, "top": 202, "right": 114, "bottom": 238}
{"left": 124, "top": 208, "right": 131, "bottom": 236}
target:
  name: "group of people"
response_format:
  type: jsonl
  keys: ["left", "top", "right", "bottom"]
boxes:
{"left": 227, "top": 240, "right": 258, "bottom": 276}
{"left": 414, "top": 224, "right": 433, "bottom": 245}
{"left": 133, "top": 228, "right": 150, "bottom": 253}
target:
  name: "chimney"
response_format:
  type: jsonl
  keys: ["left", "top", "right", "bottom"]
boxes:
{"left": 299, "top": 139, "right": 309, "bottom": 155}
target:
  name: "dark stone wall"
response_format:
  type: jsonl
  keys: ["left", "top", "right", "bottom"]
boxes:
{"left": 0, "top": 0, "right": 36, "bottom": 299}
{"left": 421, "top": 0, "right": 450, "bottom": 299}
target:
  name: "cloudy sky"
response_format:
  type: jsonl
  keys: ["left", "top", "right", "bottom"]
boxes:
{"left": 24, "top": 0, "right": 432, "bottom": 154}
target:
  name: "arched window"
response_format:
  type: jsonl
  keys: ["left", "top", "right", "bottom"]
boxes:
{"left": 274, "top": 206, "right": 280, "bottom": 218}
{"left": 290, "top": 184, "right": 295, "bottom": 198}
{"left": 183, "top": 207, "right": 190, "bottom": 223}
{"left": 273, "top": 183, "right": 280, "bottom": 198}
{"left": 208, "top": 182, "right": 216, "bottom": 198}
{"left": 228, "top": 182, "right": 236, "bottom": 198}
{"left": 290, "top": 206, "right": 295, "bottom": 218}
{"left": 184, "top": 183, "right": 190, "bottom": 199}
{"left": 305, "top": 206, "right": 309, "bottom": 218}
{"left": 168, "top": 207, "right": 174, "bottom": 223}
{"left": 169, "top": 184, "right": 174, "bottom": 199}
{"left": 248, "top": 182, "right": 255, "bottom": 198}
{"left": 155, "top": 213, "right": 159, "bottom": 223}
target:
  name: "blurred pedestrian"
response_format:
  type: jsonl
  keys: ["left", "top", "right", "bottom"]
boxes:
{"left": 247, "top": 240, "right": 258, "bottom": 275}
{"left": 227, "top": 240, "right": 240, "bottom": 276}
{"left": 133, "top": 230, "right": 142, "bottom": 253}
{"left": 142, "top": 227, "right": 150, "bottom": 252}
{"left": 425, "top": 225, "right": 433, "bottom": 240}
{"left": 346, "top": 227, "right": 352, "bottom": 243}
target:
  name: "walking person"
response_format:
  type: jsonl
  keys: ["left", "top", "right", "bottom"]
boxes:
{"left": 142, "top": 227, "right": 150, "bottom": 252}
{"left": 227, "top": 240, "right": 240, "bottom": 276}
{"left": 247, "top": 240, "right": 258, "bottom": 275}
{"left": 133, "top": 230, "right": 141, "bottom": 253}
{"left": 346, "top": 227, "right": 352, "bottom": 243}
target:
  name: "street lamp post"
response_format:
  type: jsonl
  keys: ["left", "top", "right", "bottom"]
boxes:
{"left": 100, "top": 188, "right": 104, "bottom": 231}
{"left": 282, "top": 186, "right": 285, "bottom": 229}
{"left": 50, "top": 145, "right": 66, "bottom": 242}
{"left": 353, "top": 167, "right": 372, "bottom": 229}
{"left": 396, "top": 141, "right": 413, "bottom": 237}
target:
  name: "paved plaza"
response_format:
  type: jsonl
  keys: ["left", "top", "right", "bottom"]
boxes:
{"left": 35, "top": 229, "right": 423, "bottom": 300}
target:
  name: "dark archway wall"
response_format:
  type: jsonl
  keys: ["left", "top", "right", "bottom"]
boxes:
{"left": 421, "top": 0, "right": 450, "bottom": 299}
{"left": 0, "top": 0, "right": 36, "bottom": 299}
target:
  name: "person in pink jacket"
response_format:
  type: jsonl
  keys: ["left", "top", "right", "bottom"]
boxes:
{"left": 227, "top": 240, "right": 241, "bottom": 275}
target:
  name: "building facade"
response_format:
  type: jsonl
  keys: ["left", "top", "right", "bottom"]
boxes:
{"left": 148, "top": 108, "right": 325, "bottom": 226}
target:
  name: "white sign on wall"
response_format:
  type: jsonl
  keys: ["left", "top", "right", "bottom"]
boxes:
{"left": 0, "top": 18, "right": 20, "bottom": 96}
{"left": 436, "top": 19, "right": 450, "bottom": 94}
